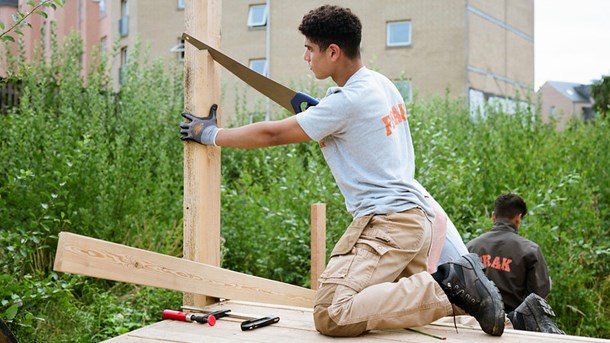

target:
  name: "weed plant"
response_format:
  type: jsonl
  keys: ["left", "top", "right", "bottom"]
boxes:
{"left": 1, "top": 30, "right": 609, "bottom": 341}
{"left": 1, "top": 31, "right": 184, "bottom": 341}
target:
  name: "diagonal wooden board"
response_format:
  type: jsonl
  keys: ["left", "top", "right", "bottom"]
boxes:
{"left": 53, "top": 232, "right": 315, "bottom": 308}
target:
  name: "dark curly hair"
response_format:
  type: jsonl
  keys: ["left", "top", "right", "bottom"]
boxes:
{"left": 298, "top": 5, "right": 362, "bottom": 59}
{"left": 494, "top": 193, "right": 528, "bottom": 220}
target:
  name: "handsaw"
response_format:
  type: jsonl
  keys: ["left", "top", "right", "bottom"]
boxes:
{"left": 183, "top": 32, "right": 318, "bottom": 114}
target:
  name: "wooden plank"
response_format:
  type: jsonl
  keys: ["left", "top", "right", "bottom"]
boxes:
{"left": 310, "top": 203, "right": 326, "bottom": 290}
{"left": 53, "top": 232, "right": 315, "bottom": 308}
{"left": 182, "top": 0, "right": 222, "bottom": 307}
{"left": 104, "top": 300, "right": 610, "bottom": 343}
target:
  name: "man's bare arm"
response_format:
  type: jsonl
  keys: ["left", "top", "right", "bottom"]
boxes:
{"left": 215, "top": 116, "right": 311, "bottom": 148}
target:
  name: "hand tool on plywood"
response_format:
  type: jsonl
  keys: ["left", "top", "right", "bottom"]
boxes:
{"left": 181, "top": 305, "right": 258, "bottom": 320}
{"left": 162, "top": 309, "right": 223, "bottom": 326}
{"left": 162, "top": 309, "right": 233, "bottom": 326}
{"left": 181, "top": 305, "right": 280, "bottom": 331}
{"left": 182, "top": 32, "right": 319, "bottom": 114}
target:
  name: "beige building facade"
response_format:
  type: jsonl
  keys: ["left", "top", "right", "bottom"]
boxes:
{"left": 217, "top": 0, "right": 534, "bottom": 121}
{"left": 1, "top": 0, "right": 534, "bottom": 122}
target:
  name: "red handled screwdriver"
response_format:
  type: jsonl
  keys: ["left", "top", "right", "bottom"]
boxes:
{"left": 162, "top": 309, "right": 216, "bottom": 326}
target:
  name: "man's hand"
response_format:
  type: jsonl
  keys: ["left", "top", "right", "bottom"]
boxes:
{"left": 180, "top": 104, "right": 220, "bottom": 145}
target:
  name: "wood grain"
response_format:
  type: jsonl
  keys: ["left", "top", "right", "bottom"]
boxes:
{"left": 182, "top": 0, "right": 222, "bottom": 307}
{"left": 310, "top": 203, "right": 326, "bottom": 290}
{"left": 54, "top": 232, "right": 315, "bottom": 308}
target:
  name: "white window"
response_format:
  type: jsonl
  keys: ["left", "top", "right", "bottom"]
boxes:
{"left": 99, "top": 0, "right": 107, "bottom": 17}
{"left": 178, "top": 0, "right": 185, "bottom": 10}
{"left": 170, "top": 38, "right": 185, "bottom": 61}
{"left": 248, "top": 4, "right": 268, "bottom": 28}
{"left": 387, "top": 20, "right": 412, "bottom": 47}
{"left": 249, "top": 58, "right": 268, "bottom": 76}
{"left": 393, "top": 79, "right": 412, "bottom": 102}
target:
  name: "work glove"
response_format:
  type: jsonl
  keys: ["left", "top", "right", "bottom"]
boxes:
{"left": 180, "top": 104, "right": 220, "bottom": 145}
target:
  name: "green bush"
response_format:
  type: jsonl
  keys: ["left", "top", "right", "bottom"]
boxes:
{"left": 410, "top": 96, "right": 610, "bottom": 336}
{"left": 1, "top": 28, "right": 609, "bottom": 341}
{"left": 1, "top": 31, "right": 185, "bottom": 341}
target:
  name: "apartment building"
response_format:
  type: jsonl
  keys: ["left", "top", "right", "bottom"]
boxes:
{"left": 218, "top": 0, "right": 534, "bottom": 120}
{"left": 1, "top": 0, "right": 534, "bottom": 121}
{"left": 0, "top": 0, "right": 185, "bottom": 89}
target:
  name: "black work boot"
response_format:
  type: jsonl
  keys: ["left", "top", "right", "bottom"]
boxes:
{"left": 434, "top": 253, "right": 505, "bottom": 336}
{"left": 508, "top": 293, "right": 565, "bottom": 334}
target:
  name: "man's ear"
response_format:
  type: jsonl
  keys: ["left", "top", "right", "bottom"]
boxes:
{"left": 514, "top": 213, "right": 522, "bottom": 226}
{"left": 491, "top": 211, "right": 497, "bottom": 223}
{"left": 328, "top": 43, "right": 341, "bottom": 61}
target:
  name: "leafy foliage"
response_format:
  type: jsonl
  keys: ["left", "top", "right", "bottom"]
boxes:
{"left": 0, "top": 0, "right": 65, "bottom": 43}
{"left": 1, "top": 26, "right": 609, "bottom": 342}
{"left": 410, "top": 95, "right": 610, "bottom": 337}
{"left": 1, "top": 31, "right": 184, "bottom": 341}
{"left": 591, "top": 74, "right": 610, "bottom": 118}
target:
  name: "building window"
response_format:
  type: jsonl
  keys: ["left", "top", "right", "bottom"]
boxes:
{"left": 100, "top": 36, "right": 107, "bottom": 53}
{"left": 249, "top": 58, "right": 268, "bottom": 76}
{"left": 178, "top": 0, "right": 185, "bottom": 10}
{"left": 393, "top": 79, "right": 412, "bottom": 102}
{"left": 99, "top": 0, "right": 107, "bottom": 17}
{"left": 549, "top": 106, "right": 556, "bottom": 120}
{"left": 248, "top": 4, "right": 268, "bottom": 28}
{"left": 170, "top": 38, "right": 185, "bottom": 61}
{"left": 387, "top": 20, "right": 412, "bottom": 47}
{"left": 119, "top": 0, "right": 129, "bottom": 37}
{"left": 119, "top": 47, "right": 128, "bottom": 84}
{"left": 121, "top": 0, "right": 128, "bottom": 16}
{"left": 121, "top": 47, "right": 128, "bottom": 65}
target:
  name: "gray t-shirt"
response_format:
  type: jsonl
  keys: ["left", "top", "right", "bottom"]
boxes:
{"left": 296, "top": 67, "right": 433, "bottom": 219}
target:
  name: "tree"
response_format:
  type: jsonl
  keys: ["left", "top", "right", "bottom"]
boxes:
{"left": 0, "top": 0, "right": 65, "bottom": 43}
{"left": 591, "top": 74, "right": 610, "bottom": 119}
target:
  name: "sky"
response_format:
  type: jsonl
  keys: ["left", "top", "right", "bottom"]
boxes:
{"left": 535, "top": 0, "right": 610, "bottom": 90}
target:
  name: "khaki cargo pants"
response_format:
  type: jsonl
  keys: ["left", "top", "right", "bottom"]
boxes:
{"left": 313, "top": 207, "right": 453, "bottom": 337}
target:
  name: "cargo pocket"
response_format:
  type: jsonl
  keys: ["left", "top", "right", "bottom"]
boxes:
{"left": 348, "top": 239, "right": 390, "bottom": 290}
{"left": 319, "top": 215, "right": 373, "bottom": 286}
{"left": 329, "top": 215, "right": 374, "bottom": 257}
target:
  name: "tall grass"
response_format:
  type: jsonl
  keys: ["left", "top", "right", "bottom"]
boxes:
{"left": 410, "top": 96, "right": 610, "bottom": 336}
{"left": 1, "top": 32, "right": 184, "bottom": 341}
{"left": 1, "top": 30, "right": 609, "bottom": 341}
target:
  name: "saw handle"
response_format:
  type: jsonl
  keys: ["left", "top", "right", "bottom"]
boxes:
{"left": 291, "top": 92, "right": 319, "bottom": 113}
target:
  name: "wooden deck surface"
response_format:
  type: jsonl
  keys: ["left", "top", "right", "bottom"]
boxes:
{"left": 103, "top": 300, "right": 610, "bottom": 343}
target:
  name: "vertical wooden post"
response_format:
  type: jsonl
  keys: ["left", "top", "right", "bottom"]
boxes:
{"left": 183, "top": 0, "right": 222, "bottom": 307}
{"left": 310, "top": 203, "right": 326, "bottom": 290}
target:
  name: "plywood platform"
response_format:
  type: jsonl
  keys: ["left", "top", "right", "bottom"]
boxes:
{"left": 103, "top": 300, "right": 610, "bottom": 343}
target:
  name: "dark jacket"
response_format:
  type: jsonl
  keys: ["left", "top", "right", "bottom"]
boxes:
{"left": 466, "top": 219, "right": 550, "bottom": 312}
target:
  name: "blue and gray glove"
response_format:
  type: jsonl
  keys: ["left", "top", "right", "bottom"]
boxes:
{"left": 180, "top": 104, "right": 220, "bottom": 145}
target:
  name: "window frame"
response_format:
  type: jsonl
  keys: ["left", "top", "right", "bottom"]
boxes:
{"left": 386, "top": 20, "right": 412, "bottom": 47}
{"left": 249, "top": 58, "right": 268, "bottom": 76}
{"left": 170, "top": 38, "right": 185, "bottom": 61}
{"left": 247, "top": 4, "right": 268, "bottom": 28}
{"left": 99, "top": 0, "right": 107, "bottom": 17}
{"left": 100, "top": 36, "right": 108, "bottom": 53}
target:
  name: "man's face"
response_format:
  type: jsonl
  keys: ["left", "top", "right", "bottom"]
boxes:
{"left": 303, "top": 38, "right": 332, "bottom": 80}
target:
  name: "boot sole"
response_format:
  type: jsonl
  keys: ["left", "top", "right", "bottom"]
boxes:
{"left": 519, "top": 293, "right": 565, "bottom": 334}
{"left": 462, "top": 253, "right": 505, "bottom": 336}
